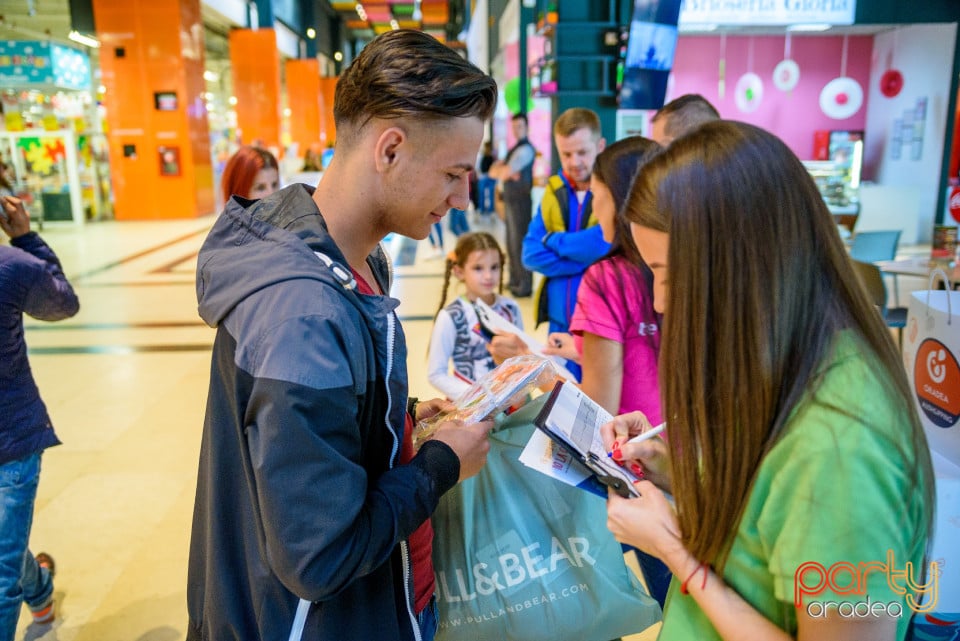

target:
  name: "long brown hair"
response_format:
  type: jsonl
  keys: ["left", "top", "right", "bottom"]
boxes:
{"left": 435, "top": 231, "right": 505, "bottom": 317}
{"left": 581, "top": 136, "right": 661, "bottom": 336}
{"left": 624, "top": 120, "right": 933, "bottom": 570}
{"left": 590, "top": 135, "right": 661, "bottom": 268}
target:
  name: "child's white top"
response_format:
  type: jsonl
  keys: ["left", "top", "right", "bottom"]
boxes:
{"left": 427, "top": 295, "right": 523, "bottom": 400}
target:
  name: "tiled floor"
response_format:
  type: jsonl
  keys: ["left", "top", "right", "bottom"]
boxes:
{"left": 15, "top": 211, "right": 929, "bottom": 640}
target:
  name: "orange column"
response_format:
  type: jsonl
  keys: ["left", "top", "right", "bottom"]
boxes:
{"left": 319, "top": 76, "right": 339, "bottom": 148}
{"left": 229, "top": 29, "right": 281, "bottom": 151}
{"left": 285, "top": 59, "right": 321, "bottom": 155}
{"left": 93, "top": 0, "right": 214, "bottom": 220}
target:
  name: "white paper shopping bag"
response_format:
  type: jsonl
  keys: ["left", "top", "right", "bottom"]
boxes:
{"left": 902, "top": 269, "right": 960, "bottom": 467}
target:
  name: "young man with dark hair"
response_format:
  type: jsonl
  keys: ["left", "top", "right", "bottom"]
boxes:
{"left": 187, "top": 30, "right": 498, "bottom": 641}
{"left": 649, "top": 93, "right": 720, "bottom": 145}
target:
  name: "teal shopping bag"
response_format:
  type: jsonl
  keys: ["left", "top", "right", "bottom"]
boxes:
{"left": 432, "top": 395, "right": 662, "bottom": 641}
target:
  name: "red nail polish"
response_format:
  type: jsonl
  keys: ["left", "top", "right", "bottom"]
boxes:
{"left": 612, "top": 448, "right": 623, "bottom": 461}
{"left": 630, "top": 463, "right": 644, "bottom": 476}
{"left": 612, "top": 441, "right": 620, "bottom": 451}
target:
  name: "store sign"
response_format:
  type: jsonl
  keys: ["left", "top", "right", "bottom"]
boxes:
{"left": 679, "top": 0, "right": 856, "bottom": 27}
{"left": 0, "top": 41, "right": 91, "bottom": 90}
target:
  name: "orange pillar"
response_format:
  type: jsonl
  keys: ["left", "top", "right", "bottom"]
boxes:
{"left": 93, "top": 0, "right": 214, "bottom": 220}
{"left": 285, "top": 59, "right": 321, "bottom": 156}
{"left": 229, "top": 29, "right": 281, "bottom": 151}
{"left": 319, "top": 76, "right": 339, "bottom": 148}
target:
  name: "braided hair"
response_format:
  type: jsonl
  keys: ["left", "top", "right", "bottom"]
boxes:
{"left": 434, "top": 231, "right": 505, "bottom": 317}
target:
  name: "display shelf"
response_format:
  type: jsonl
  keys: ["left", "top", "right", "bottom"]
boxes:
{"left": 803, "top": 160, "right": 860, "bottom": 210}
{"left": 1, "top": 130, "right": 85, "bottom": 225}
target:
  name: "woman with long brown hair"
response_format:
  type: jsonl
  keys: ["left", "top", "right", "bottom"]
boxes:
{"left": 603, "top": 120, "right": 934, "bottom": 640}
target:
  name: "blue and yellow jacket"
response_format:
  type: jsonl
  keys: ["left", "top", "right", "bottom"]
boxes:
{"left": 521, "top": 171, "right": 610, "bottom": 332}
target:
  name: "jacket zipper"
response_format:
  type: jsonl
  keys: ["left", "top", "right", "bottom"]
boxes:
{"left": 384, "top": 312, "right": 422, "bottom": 641}
{"left": 287, "top": 254, "right": 414, "bottom": 641}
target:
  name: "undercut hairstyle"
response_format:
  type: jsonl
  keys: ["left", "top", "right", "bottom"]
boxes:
{"left": 333, "top": 30, "right": 497, "bottom": 145}
{"left": 221, "top": 146, "right": 278, "bottom": 203}
{"left": 651, "top": 94, "right": 720, "bottom": 142}
{"left": 553, "top": 107, "right": 601, "bottom": 140}
{"left": 624, "top": 120, "right": 933, "bottom": 571}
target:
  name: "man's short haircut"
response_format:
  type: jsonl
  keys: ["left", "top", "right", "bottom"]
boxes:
{"left": 651, "top": 94, "right": 720, "bottom": 141}
{"left": 553, "top": 107, "right": 601, "bottom": 139}
{"left": 511, "top": 113, "right": 528, "bottom": 125}
{"left": 333, "top": 30, "right": 497, "bottom": 141}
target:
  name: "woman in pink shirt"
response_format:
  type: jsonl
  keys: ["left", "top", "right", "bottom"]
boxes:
{"left": 546, "top": 136, "right": 663, "bottom": 420}
{"left": 544, "top": 136, "right": 669, "bottom": 606}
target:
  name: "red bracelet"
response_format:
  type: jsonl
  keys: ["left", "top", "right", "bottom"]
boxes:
{"left": 679, "top": 562, "right": 709, "bottom": 595}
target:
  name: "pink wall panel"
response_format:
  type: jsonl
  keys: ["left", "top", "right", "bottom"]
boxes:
{"left": 670, "top": 35, "right": 873, "bottom": 159}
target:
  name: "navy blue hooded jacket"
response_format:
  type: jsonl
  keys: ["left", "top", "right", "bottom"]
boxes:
{"left": 0, "top": 232, "right": 78, "bottom": 465}
{"left": 187, "top": 184, "right": 460, "bottom": 641}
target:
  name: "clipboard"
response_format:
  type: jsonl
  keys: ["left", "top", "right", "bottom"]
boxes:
{"left": 533, "top": 380, "right": 641, "bottom": 498}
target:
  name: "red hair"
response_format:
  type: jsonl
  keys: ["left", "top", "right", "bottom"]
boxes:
{"left": 221, "top": 146, "right": 279, "bottom": 202}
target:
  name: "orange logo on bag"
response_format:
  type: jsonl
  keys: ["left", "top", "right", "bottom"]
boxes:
{"left": 914, "top": 338, "right": 960, "bottom": 428}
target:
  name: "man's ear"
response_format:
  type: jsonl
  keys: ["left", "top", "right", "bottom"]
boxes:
{"left": 597, "top": 137, "right": 607, "bottom": 153}
{"left": 374, "top": 126, "right": 407, "bottom": 174}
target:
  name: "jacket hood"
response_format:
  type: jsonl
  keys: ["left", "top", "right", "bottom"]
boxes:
{"left": 197, "top": 184, "right": 368, "bottom": 327}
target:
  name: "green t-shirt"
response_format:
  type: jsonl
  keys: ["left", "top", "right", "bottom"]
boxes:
{"left": 659, "top": 332, "right": 929, "bottom": 640}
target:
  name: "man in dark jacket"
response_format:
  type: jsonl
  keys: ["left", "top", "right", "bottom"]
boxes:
{"left": 187, "top": 30, "right": 498, "bottom": 641}
{"left": 0, "top": 195, "right": 78, "bottom": 633}
{"left": 489, "top": 113, "right": 537, "bottom": 297}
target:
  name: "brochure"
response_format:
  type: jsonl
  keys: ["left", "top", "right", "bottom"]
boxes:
{"left": 474, "top": 298, "right": 578, "bottom": 381}
{"left": 524, "top": 379, "right": 642, "bottom": 498}
{"left": 413, "top": 355, "right": 560, "bottom": 447}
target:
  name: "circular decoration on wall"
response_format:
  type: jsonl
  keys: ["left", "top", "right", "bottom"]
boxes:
{"left": 735, "top": 72, "right": 763, "bottom": 113}
{"left": 949, "top": 186, "right": 960, "bottom": 224}
{"left": 772, "top": 59, "right": 800, "bottom": 92}
{"left": 880, "top": 69, "right": 904, "bottom": 98}
{"left": 819, "top": 77, "right": 863, "bottom": 120}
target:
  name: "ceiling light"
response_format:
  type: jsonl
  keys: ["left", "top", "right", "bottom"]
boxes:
{"left": 203, "top": 70, "right": 220, "bottom": 82}
{"left": 787, "top": 23, "right": 832, "bottom": 32}
{"left": 306, "top": 28, "right": 316, "bottom": 39}
{"left": 334, "top": 51, "right": 343, "bottom": 62}
{"left": 68, "top": 30, "right": 100, "bottom": 48}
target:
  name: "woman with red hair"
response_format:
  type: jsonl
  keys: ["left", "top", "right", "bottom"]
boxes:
{"left": 221, "top": 146, "right": 279, "bottom": 203}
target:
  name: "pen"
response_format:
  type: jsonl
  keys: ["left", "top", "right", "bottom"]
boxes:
{"left": 607, "top": 422, "right": 667, "bottom": 460}
{"left": 624, "top": 422, "right": 666, "bottom": 445}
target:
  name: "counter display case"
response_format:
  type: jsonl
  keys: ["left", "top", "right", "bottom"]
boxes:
{"left": 803, "top": 160, "right": 860, "bottom": 235}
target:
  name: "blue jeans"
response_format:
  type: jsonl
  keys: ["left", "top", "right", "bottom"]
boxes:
{"left": 0, "top": 453, "right": 53, "bottom": 640}
{"left": 417, "top": 596, "right": 438, "bottom": 641}
{"left": 478, "top": 177, "right": 497, "bottom": 214}
{"left": 429, "top": 222, "right": 444, "bottom": 249}
{"left": 448, "top": 208, "right": 470, "bottom": 237}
